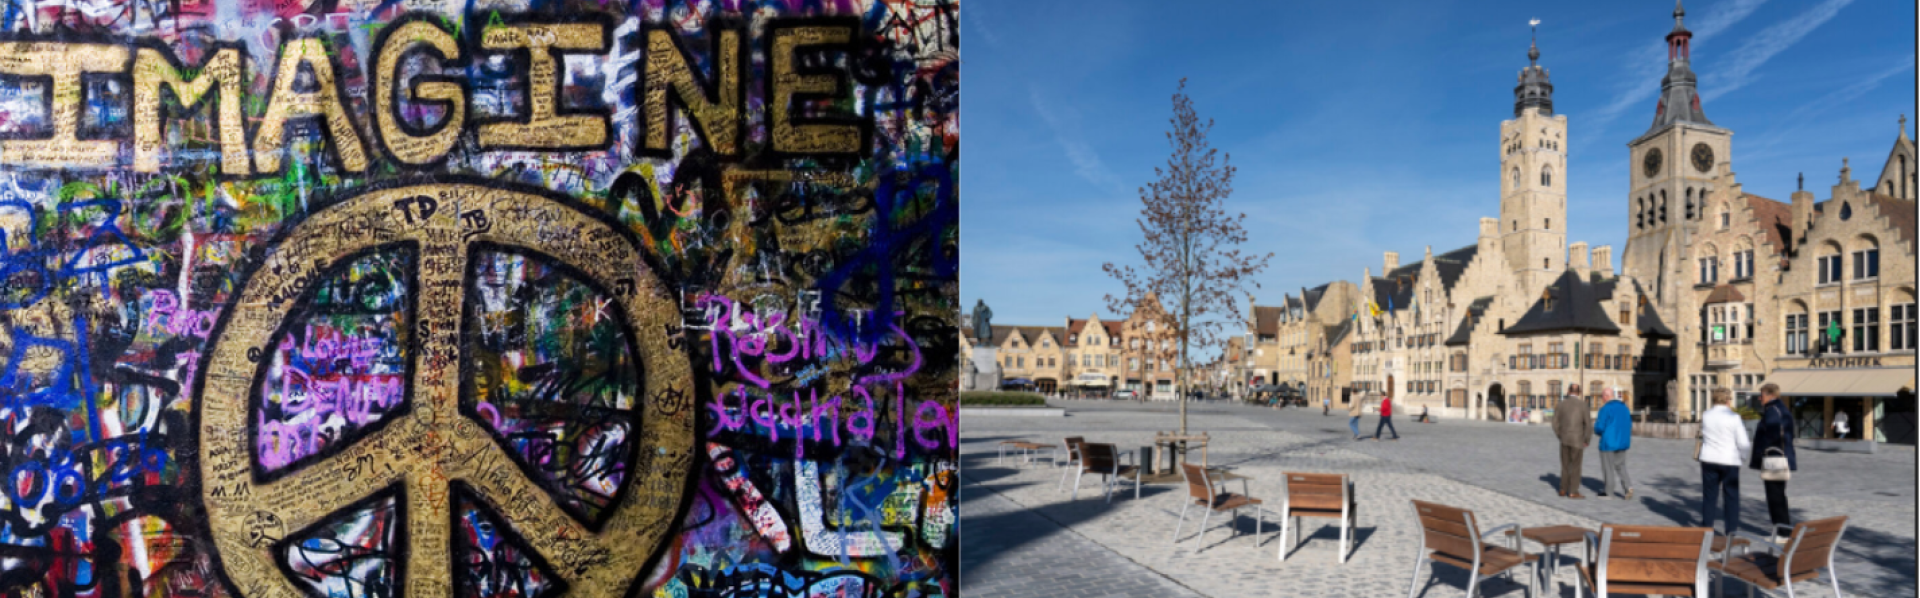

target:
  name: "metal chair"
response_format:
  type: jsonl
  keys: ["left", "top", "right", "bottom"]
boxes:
{"left": 1070, "top": 442, "right": 1142, "bottom": 503}
{"left": 1055, "top": 436, "right": 1084, "bottom": 491}
{"left": 1169, "top": 463, "right": 1263, "bottom": 555}
{"left": 1406, "top": 500, "right": 1536, "bottom": 598}
{"left": 1276, "top": 472, "right": 1355, "bottom": 563}
{"left": 1709, "top": 516, "right": 1849, "bottom": 597}
{"left": 1575, "top": 524, "right": 1713, "bottom": 598}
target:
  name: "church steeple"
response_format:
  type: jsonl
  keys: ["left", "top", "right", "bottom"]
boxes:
{"left": 1648, "top": 0, "right": 1712, "bottom": 132}
{"left": 1514, "top": 19, "right": 1553, "bottom": 117}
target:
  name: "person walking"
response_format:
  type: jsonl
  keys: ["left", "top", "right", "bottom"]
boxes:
{"left": 1348, "top": 393, "right": 1367, "bottom": 440}
{"left": 1593, "top": 387, "right": 1635, "bottom": 499}
{"left": 1749, "top": 383, "right": 1797, "bottom": 542}
{"left": 1323, "top": 396, "right": 1331, "bottom": 416}
{"left": 1552, "top": 385, "right": 1592, "bottom": 498}
{"left": 1374, "top": 393, "right": 1399, "bottom": 440}
{"left": 1700, "top": 388, "right": 1752, "bottom": 538}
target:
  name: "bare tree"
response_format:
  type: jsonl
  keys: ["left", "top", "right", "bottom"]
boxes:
{"left": 1104, "top": 79, "right": 1271, "bottom": 434}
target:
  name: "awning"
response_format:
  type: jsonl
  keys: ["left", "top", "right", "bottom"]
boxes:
{"left": 1073, "top": 378, "right": 1111, "bottom": 387}
{"left": 1771, "top": 368, "right": 1917, "bottom": 398}
{"left": 1000, "top": 378, "right": 1033, "bottom": 386}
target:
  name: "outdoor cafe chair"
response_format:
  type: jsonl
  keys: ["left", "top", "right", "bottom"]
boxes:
{"left": 1169, "top": 463, "right": 1264, "bottom": 555}
{"left": 1070, "top": 442, "right": 1143, "bottom": 503}
{"left": 1056, "top": 436, "right": 1085, "bottom": 491}
{"left": 1709, "top": 516, "right": 1849, "bottom": 598}
{"left": 1276, "top": 472, "right": 1355, "bottom": 563}
{"left": 1576, "top": 524, "right": 1714, "bottom": 598}
{"left": 1407, "top": 500, "right": 1537, "bottom": 598}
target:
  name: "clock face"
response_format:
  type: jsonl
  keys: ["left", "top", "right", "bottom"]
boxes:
{"left": 1692, "top": 143, "right": 1715, "bottom": 173}
{"left": 1643, "top": 148, "right": 1663, "bottom": 178}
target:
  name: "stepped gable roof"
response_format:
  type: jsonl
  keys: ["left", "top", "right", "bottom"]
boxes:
{"left": 1445, "top": 297, "right": 1495, "bottom": 346}
{"left": 1285, "top": 295, "right": 1303, "bottom": 310}
{"left": 1302, "top": 283, "right": 1332, "bottom": 313}
{"left": 1253, "top": 306, "right": 1284, "bottom": 336}
{"left": 1741, "top": 193, "right": 1794, "bottom": 257}
{"left": 1866, "top": 192, "right": 1916, "bottom": 247}
{"left": 1431, "top": 245, "right": 1480, "bottom": 291}
{"left": 1499, "top": 270, "right": 1622, "bottom": 336}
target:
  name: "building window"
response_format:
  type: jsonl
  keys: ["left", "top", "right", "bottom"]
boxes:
{"left": 1852, "top": 308, "right": 1880, "bottom": 353}
{"left": 1733, "top": 250, "right": 1752, "bottom": 279}
{"left": 1720, "top": 210, "right": 1730, "bottom": 229}
{"left": 1785, "top": 312, "right": 1809, "bottom": 356}
{"left": 1817, "top": 253, "right": 1843, "bottom": 284}
{"left": 1892, "top": 303, "right": 1917, "bottom": 351}
{"left": 1698, "top": 257, "right": 1718, "bottom": 284}
{"left": 1851, "top": 247, "right": 1880, "bottom": 280}
{"left": 1817, "top": 310, "right": 1843, "bottom": 353}
{"left": 1016, "top": 357, "right": 1024, "bottom": 368}
{"left": 1542, "top": 166, "right": 1552, "bottom": 187}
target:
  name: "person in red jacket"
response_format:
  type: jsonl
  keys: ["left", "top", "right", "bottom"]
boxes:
{"left": 1374, "top": 393, "right": 1400, "bottom": 440}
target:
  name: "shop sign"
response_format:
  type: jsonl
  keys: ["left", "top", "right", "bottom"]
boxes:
{"left": 1809, "top": 356, "right": 1882, "bottom": 368}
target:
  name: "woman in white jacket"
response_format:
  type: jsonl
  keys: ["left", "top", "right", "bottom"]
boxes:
{"left": 1698, "top": 388, "right": 1752, "bottom": 537}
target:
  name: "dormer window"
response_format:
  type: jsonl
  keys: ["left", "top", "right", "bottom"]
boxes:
{"left": 1542, "top": 289, "right": 1555, "bottom": 312}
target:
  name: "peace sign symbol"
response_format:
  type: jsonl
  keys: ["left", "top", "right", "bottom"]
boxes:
{"left": 196, "top": 182, "right": 696, "bottom": 598}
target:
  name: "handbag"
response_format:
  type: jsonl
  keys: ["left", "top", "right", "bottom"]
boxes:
{"left": 1760, "top": 447, "right": 1792, "bottom": 481}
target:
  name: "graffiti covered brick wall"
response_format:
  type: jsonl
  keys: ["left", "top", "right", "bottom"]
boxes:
{"left": 0, "top": 1, "right": 958, "bottom": 598}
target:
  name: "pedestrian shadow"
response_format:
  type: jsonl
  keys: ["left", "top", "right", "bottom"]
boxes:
{"left": 1537, "top": 473, "right": 1607, "bottom": 496}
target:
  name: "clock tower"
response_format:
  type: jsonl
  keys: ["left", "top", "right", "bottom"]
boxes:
{"left": 1499, "top": 28, "right": 1566, "bottom": 295}
{"left": 1622, "top": 0, "right": 1731, "bottom": 315}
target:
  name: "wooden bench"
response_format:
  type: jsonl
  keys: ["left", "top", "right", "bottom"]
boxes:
{"left": 1407, "top": 500, "right": 1537, "bottom": 597}
{"left": 1577, "top": 524, "right": 1713, "bottom": 597}
{"left": 1055, "top": 436, "right": 1085, "bottom": 491}
{"left": 1276, "top": 472, "right": 1355, "bottom": 563}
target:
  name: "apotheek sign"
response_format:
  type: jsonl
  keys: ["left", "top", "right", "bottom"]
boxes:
{"left": 1809, "top": 356, "right": 1883, "bottom": 368}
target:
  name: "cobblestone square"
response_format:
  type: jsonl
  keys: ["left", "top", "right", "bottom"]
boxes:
{"left": 960, "top": 400, "right": 1915, "bottom": 597}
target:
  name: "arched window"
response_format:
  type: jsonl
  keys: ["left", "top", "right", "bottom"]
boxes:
{"left": 1660, "top": 190, "right": 1669, "bottom": 222}
{"left": 1511, "top": 168, "right": 1521, "bottom": 189}
{"left": 1636, "top": 197, "right": 1645, "bottom": 229}
{"left": 1685, "top": 188, "right": 1694, "bottom": 220}
{"left": 1902, "top": 154, "right": 1909, "bottom": 198}
{"left": 1541, "top": 165, "right": 1553, "bottom": 187}
{"left": 1840, "top": 202, "right": 1853, "bottom": 221}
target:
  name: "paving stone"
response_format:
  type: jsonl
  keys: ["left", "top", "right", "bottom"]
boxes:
{"left": 962, "top": 399, "right": 1915, "bottom": 597}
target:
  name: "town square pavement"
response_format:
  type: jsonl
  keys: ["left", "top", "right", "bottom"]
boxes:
{"left": 959, "top": 399, "right": 1915, "bottom": 597}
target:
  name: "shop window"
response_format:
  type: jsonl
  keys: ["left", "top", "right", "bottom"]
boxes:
{"left": 1817, "top": 310, "right": 1843, "bottom": 353}
{"left": 1785, "top": 312, "right": 1809, "bottom": 356}
{"left": 1892, "top": 303, "right": 1917, "bottom": 352}
{"left": 1852, "top": 308, "right": 1880, "bottom": 353}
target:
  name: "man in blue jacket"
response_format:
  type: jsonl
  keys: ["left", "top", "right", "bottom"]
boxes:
{"left": 1749, "top": 383, "right": 1797, "bottom": 542}
{"left": 1593, "top": 387, "right": 1635, "bottom": 499}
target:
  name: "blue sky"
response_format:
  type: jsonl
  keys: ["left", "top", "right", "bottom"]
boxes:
{"left": 961, "top": 0, "right": 1916, "bottom": 349}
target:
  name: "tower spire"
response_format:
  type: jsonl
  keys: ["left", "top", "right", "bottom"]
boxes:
{"left": 1514, "top": 19, "right": 1553, "bottom": 117}
{"left": 1646, "top": 1, "right": 1711, "bottom": 134}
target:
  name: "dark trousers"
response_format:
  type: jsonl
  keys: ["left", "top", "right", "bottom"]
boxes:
{"left": 1764, "top": 480, "right": 1791, "bottom": 536}
{"left": 1701, "top": 463, "right": 1742, "bottom": 536}
{"left": 1559, "top": 445, "right": 1584, "bottom": 495}
{"left": 1374, "top": 416, "right": 1398, "bottom": 439}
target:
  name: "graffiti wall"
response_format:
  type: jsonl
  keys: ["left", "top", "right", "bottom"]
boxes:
{"left": 0, "top": 1, "right": 958, "bottom": 598}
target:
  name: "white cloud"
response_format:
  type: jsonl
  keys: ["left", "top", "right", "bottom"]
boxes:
{"left": 1029, "top": 88, "right": 1131, "bottom": 195}
{"left": 1702, "top": 0, "right": 1853, "bottom": 100}
{"left": 1591, "top": 0, "right": 1770, "bottom": 129}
